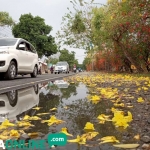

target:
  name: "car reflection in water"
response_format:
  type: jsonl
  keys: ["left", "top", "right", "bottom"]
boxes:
{"left": 53, "top": 80, "right": 69, "bottom": 88}
{"left": 0, "top": 84, "right": 39, "bottom": 122}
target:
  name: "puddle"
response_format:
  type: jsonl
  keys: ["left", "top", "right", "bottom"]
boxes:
{"left": 0, "top": 77, "right": 145, "bottom": 150}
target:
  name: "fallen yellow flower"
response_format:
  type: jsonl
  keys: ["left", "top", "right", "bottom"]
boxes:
{"left": 37, "top": 113, "right": 50, "bottom": 116}
{"left": 0, "top": 135, "right": 9, "bottom": 140}
{"left": 23, "top": 115, "right": 30, "bottom": 120}
{"left": 97, "top": 114, "right": 111, "bottom": 124}
{"left": 41, "top": 115, "right": 65, "bottom": 126}
{"left": 82, "top": 132, "right": 99, "bottom": 140}
{"left": 1, "top": 119, "right": 15, "bottom": 127}
{"left": 28, "top": 132, "right": 39, "bottom": 138}
{"left": 98, "top": 136, "right": 119, "bottom": 144}
{"left": 68, "top": 135, "right": 86, "bottom": 145}
{"left": 137, "top": 97, "right": 144, "bottom": 103}
{"left": 90, "top": 95, "right": 100, "bottom": 102}
{"left": 1, "top": 130, "right": 10, "bottom": 136}
{"left": 17, "top": 121, "right": 34, "bottom": 127}
{"left": 112, "top": 111, "right": 132, "bottom": 129}
{"left": 60, "top": 128, "right": 73, "bottom": 137}
{"left": 114, "top": 103, "right": 125, "bottom": 107}
{"left": 134, "top": 134, "right": 140, "bottom": 140}
{"left": 23, "top": 115, "right": 41, "bottom": 121}
{"left": 50, "top": 108, "right": 57, "bottom": 111}
{"left": 29, "top": 116, "right": 41, "bottom": 120}
{"left": 32, "top": 107, "right": 42, "bottom": 110}
{"left": 84, "top": 122, "right": 95, "bottom": 131}
{"left": 113, "top": 144, "right": 139, "bottom": 149}
{"left": 10, "top": 130, "right": 20, "bottom": 138}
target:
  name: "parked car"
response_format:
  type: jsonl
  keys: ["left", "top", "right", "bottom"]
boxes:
{"left": 0, "top": 38, "right": 39, "bottom": 80}
{"left": 54, "top": 80, "right": 69, "bottom": 88}
{"left": 54, "top": 61, "right": 69, "bottom": 74}
{"left": 0, "top": 84, "right": 39, "bottom": 122}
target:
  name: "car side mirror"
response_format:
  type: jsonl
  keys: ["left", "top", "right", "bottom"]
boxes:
{"left": 19, "top": 44, "right": 25, "bottom": 49}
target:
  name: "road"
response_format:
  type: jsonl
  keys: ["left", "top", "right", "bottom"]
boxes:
{"left": 0, "top": 73, "right": 75, "bottom": 94}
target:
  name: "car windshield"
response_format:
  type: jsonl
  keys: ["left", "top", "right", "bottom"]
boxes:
{"left": 0, "top": 38, "right": 18, "bottom": 46}
{"left": 56, "top": 62, "right": 67, "bottom": 66}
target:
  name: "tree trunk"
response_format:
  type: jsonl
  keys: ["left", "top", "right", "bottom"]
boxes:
{"left": 117, "top": 42, "right": 144, "bottom": 73}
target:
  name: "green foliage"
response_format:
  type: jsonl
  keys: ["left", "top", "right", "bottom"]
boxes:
{"left": 12, "top": 13, "right": 58, "bottom": 57}
{"left": 71, "top": 12, "right": 86, "bottom": 34}
{"left": 49, "top": 58, "right": 59, "bottom": 65}
{"left": 56, "top": 0, "right": 94, "bottom": 49}
{"left": 77, "top": 63, "right": 84, "bottom": 69}
{"left": 0, "top": 11, "right": 14, "bottom": 26}
{"left": 83, "top": 57, "right": 91, "bottom": 69}
{"left": 59, "top": 49, "right": 78, "bottom": 67}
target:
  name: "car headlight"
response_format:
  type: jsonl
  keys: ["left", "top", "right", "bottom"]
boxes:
{"left": 0, "top": 50, "right": 9, "bottom": 54}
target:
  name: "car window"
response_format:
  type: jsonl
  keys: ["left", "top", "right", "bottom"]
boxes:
{"left": 17, "top": 41, "right": 26, "bottom": 51}
{"left": 29, "top": 44, "right": 37, "bottom": 53}
{"left": 0, "top": 38, "right": 17, "bottom": 46}
{"left": 26, "top": 42, "right": 32, "bottom": 52}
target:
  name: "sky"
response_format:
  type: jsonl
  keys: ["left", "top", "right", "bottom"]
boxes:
{"left": 0, "top": 0, "right": 107, "bottom": 64}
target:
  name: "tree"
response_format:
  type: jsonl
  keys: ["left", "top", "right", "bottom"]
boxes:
{"left": 49, "top": 58, "right": 59, "bottom": 64}
{"left": 12, "top": 13, "right": 58, "bottom": 57}
{"left": 0, "top": 12, "right": 14, "bottom": 26}
{"left": 59, "top": 49, "right": 78, "bottom": 68}
{"left": 56, "top": 0, "right": 95, "bottom": 49}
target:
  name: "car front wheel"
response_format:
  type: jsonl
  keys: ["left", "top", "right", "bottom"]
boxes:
{"left": 31, "top": 65, "right": 38, "bottom": 78}
{"left": 6, "top": 90, "right": 18, "bottom": 107}
{"left": 5, "top": 61, "right": 17, "bottom": 80}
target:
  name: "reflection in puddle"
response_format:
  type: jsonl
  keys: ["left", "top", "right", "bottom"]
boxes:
{"left": 0, "top": 84, "right": 39, "bottom": 122}
{"left": 0, "top": 79, "right": 117, "bottom": 150}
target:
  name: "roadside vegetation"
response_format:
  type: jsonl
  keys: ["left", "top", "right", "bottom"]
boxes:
{"left": 56, "top": 0, "right": 150, "bottom": 73}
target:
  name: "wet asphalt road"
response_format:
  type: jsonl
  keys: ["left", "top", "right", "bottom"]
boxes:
{"left": 0, "top": 73, "right": 75, "bottom": 94}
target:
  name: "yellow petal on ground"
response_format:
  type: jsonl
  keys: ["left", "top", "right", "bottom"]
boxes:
{"left": 64, "top": 106, "right": 68, "bottom": 109}
{"left": 29, "top": 116, "right": 41, "bottom": 120}
{"left": 98, "top": 136, "right": 120, "bottom": 144}
{"left": 113, "top": 144, "right": 140, "bottom": 149}
{"left": 37, "top": 113, "right": 50, "bottom": 116}
{"left": 60, "top": 128, "right": 73, "bottom": 137}
{"left": 10, "top": 129, "right": 20, "bottom": 138}
{"left": 0, "top": 125, "right": 7, "bottom": 130}
{"left": 134, "top": 134, "right": 140, "bottom": 140}
{"left": 17, "top": 121, "right": 34, "bottom": 127}
{"left": 1, "top": 130, "right": 10, "bottom": 136}
{"left": 50, "top": 108, "right": 57, "bottom": 111}
{"left": 23, "top": 115, "right": 30, "bottom": 120}
{"left": 19, "top": 130, "right": 26, "bottom": 134}
{"left": 127, "top": 106, "right": 133, "bottom": 108}
{"left": 82, "top": 132, "right": 99, "bottom": 140}
{"left": 137, "top": 97, "right": 144, "bottom": 103}
{"left": 32, "top": 107, "right": 42, "bottom": 110}
{"left": 28, "top": 132, "right": 39, "bottom": 138}
{"left": 84, "top": 122, "right": 95, "bottom": 131}
{"left": 28, "top": 132, "right": 39, "bottom": 136}
{"left": 68, "top": 135, "right": 86, "bottom": 145}
{"left": 2, "top": 119, "right": 15, "bottom": 127}
{"left": 0, "top": 135, "right": 9, "bottom": 140}
{"left": 41, "top": 115, "right": 65, "bottom": 126}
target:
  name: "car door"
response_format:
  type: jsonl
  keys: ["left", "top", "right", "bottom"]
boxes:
{"left": 26, "top": 43, "right": 38, "bottom": 71}
{"left": 24, "top": 42, "right": 34, "bottom": 71}
{"left": 16, "top": 41, "right": 28, "bottom": 72}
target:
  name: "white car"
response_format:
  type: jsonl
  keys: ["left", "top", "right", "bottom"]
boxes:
{"left": 0, "top": 84, "right": 39, "bottom": 122}
{"left": 54, "top": 80, "right": 69, "bottom": 88}
{"left": 54, "top": 61, "right": 69, "bottom": 74}
{"left": 0, "top": 38, "right": 39, "bottom": 80}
